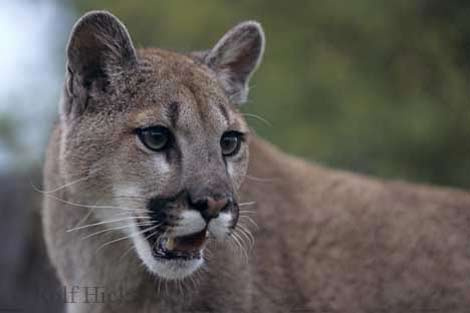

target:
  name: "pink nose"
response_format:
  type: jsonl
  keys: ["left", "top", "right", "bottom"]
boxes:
{"left": 197, "top": 197, "right": 229, "bottom": 221}
{"left": 207, "top": 197, "right": 228, "bottom": 215}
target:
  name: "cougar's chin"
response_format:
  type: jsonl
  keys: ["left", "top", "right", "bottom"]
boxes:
{"left": 149, "top": 258, "right": 204, "bottom": 280}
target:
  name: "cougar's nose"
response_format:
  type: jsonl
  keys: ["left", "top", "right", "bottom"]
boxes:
{"left": 191, "top": 196, "right": 230, "bottom": 221}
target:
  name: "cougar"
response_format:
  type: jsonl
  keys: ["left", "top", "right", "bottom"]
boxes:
{"left": 42, "top": 10, "right": 470, "bottom": 313}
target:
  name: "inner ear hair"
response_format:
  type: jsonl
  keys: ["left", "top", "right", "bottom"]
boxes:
{"left": 204, "top": 21, "right": 265, "bottom": 105}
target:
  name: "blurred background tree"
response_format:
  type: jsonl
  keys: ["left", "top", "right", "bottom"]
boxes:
{"left": 69, "top": 0, "right": 470, "bottom": 187}
{"left": 1, "top": 0, "right": 470, "bottom": 187}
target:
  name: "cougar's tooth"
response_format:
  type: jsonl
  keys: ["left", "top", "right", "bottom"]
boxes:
{"left": 165, "top": 237, "right": 175, "bottom": 250}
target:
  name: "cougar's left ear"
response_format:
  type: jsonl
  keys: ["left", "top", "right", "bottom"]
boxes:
{"left": 63, "top": 11, "right": 137, "bottom": 117}
{"left": 204, "top": 21, "right": 265, "bottom": 105}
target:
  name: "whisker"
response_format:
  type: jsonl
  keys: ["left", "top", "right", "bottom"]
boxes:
{"left": 30, "top": 174, "right": 95, "bottom": 194}
{"left": 188, "top": 274, "right": 199, "bottom": 290}
{"left": 177, "top": 279, "right": 184, "bottom": 296}
{"left": 115, "top": 209, "right": 151, "bottom": 217}
{"left": 239, "top": 215, "right": 259, "bottom": 229}
{"left": 242, "top": 113, "right": 272, "bottom": 127}
{"left": 157, "top": 277, "right": 163, "bottom": 295}
{"left": 43, "top": 193, "right": 146, "bottom": 212}
{"left": 239, "top": 210, "right": 256, "bottom": 214}
{"left": 66, "top": 216, "right": 150, "bottom": 233}
{"left": 119, "top": 243, "right": 137, "bottom": 260}
{"left": 112, "top": 195, "right": 149, "bottom": 200}
{"left": 235, "top": 234, "right": 249, "bottom": 264}
{"left": 239, "top": 201, "right": 256, "bottom": 207}
{"left": 96, "top": 224, "right": 160, "bottom": 252}
{"left": 80, "top": 222, "right": 154, "bottom": 240}
{"left": 245, "top": 175, "right": 278, "bottom": 183}
{"left": 72, "top": 208, "right": 94, "bottom": 229}
{"left": 230, "top": 232, "right": 249, "bottom": 264}
{"left": 235, "top": 228, "right": 251, "bottom": 248}
{"left": 119, "top": 224, "right": 163, "bottom": 260}
{"left": 237, "top": 223, "right": 255, "bottom": 248}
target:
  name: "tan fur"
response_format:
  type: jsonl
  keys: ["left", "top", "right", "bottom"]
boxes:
{"left": 43, "top": 11, "right": 470, "bottom": 313}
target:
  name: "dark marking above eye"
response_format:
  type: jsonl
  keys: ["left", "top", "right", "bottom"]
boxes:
{"left": 166, "top": 101, "right": 180, "bottom": 128}
{"left": 218, "top": 103, "right": 230, "bottom": 125}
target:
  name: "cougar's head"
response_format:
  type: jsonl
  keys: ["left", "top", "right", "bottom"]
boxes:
{"left": 59, "top": 11, "right": 264, "bottom": 279}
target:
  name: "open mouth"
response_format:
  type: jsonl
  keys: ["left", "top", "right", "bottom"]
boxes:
{"left": 150, "top": 228, "right": 208, "bottom": 261}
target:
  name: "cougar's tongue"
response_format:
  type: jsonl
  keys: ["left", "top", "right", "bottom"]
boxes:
{"left": 165, "top": 228, "right": 207, "bottom": 252}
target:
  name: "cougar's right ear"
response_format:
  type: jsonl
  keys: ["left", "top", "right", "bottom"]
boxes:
{"left": 204, "top": 21, "right": 265, "bottom": 105}
{"left": 62, "top": 11, "right": 137, "bottom": 117}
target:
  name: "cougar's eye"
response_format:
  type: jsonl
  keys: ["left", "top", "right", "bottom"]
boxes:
{"left": 137, "top": 126, "right": 171, "bottom": 152}
{"left": 221, "top": 131, "right": 242, "bottom": 157}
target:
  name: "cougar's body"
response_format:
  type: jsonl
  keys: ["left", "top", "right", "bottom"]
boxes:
{"left": 43, "top": 11, "right": 470, "bottom": 313}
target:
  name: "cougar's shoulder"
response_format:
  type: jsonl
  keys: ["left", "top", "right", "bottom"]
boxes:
{"left": 244, "top": 137, "right": 470, "bottom": 311}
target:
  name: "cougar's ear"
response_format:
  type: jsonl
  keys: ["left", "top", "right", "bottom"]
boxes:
{"left": 63, "top": 11, "right": 137, "bottom": 116}
{"left": 204, "top": 21, "right": 265, "bottom": 105}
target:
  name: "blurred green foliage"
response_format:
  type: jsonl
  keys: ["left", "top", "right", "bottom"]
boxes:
{"left": 75, "top": 0, "right": 470, "bottom": 188}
